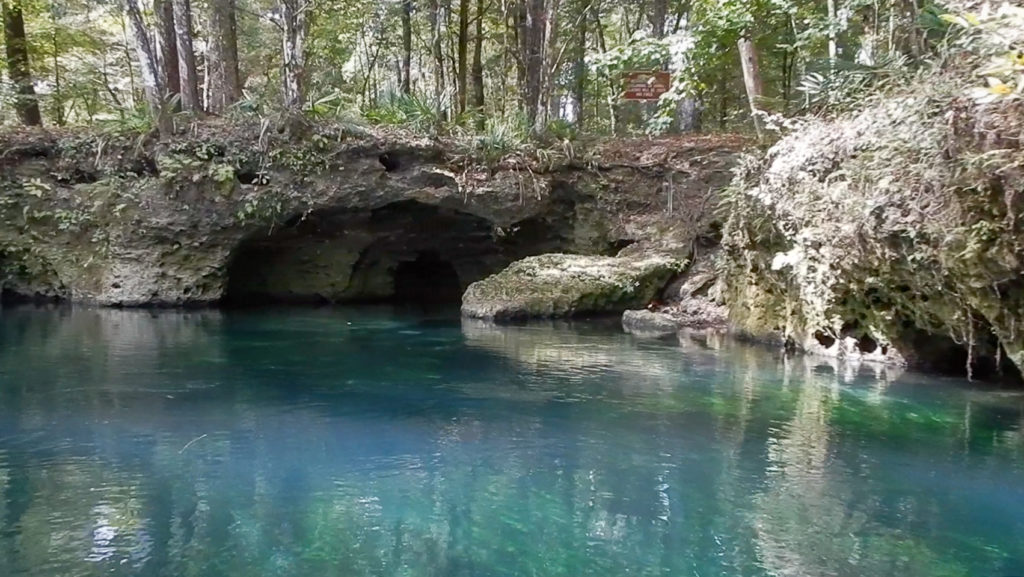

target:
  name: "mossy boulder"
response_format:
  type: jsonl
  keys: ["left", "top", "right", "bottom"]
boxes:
{"left": 461, "top": 253, "right": 683, "bottom": 320}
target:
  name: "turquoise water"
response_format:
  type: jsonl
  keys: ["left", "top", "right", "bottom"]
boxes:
{"left": 0, "top": 306, "right": 1022, "bottom": 577}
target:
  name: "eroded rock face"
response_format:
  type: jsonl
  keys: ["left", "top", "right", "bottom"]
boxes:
{"left": 621, "top": 249, "right": 729, "bottom": 337}
{"left": 718, "top": 77, "right": 1024, "bottom": 377}
{"left": 461, "top": 253, "right": 683, "bottom": 320}
{"left": 0, "top": 127, "right": 738, "bottom": 306}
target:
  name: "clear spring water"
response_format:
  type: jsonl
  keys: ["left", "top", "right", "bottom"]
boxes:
{"left": 0, "top": 306, "right": 1022, "bottom": 577}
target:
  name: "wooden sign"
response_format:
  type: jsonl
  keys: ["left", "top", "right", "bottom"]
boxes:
{"left": 622, "top": 71, "right": 671, "bottom": 100}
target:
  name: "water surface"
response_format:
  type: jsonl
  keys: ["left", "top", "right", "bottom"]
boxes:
{"left": 0, "top": 306, "right": 1022, "bottom": 577}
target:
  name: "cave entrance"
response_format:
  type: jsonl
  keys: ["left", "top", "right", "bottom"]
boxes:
{"left": 393, "top": 252, "right": 462, "bottom": 305}
{"left": 223, "top": 200, "right": 567, "bottom": 307}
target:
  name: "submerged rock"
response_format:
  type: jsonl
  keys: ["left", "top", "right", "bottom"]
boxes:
{"left": 461, "top": 253, "right": 683, "bottom": 320}
{"left": 621, "top": 309, "right": 679, "bottom": 337}
{"left": 622, "top": 249, "right": 730, "bottom": 337}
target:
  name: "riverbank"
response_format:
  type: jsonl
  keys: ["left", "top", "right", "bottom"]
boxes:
{"left": 3, "top": 86, "right": 1024, "bottom": 383}
{"left": 0, "top": 123, "right": 738, "bottom": 307}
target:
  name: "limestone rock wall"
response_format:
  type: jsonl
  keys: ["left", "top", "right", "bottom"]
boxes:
{"left": 719, "top": 74, "right": 1024, "bottom": 377}
{"left": 0, "top": 126, "right": 738, "bottom": 306}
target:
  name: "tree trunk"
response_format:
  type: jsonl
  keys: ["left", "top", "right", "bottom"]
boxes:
{"left": 669, "top": 3, "right": 700, "bottom": 133}
{"left": 50, "top": 5, "right": 65, "bottom": 125}
{"left": 536, "top": 0, "right": 560, "bottom": 130}
{"left": 457, "top": 0, "right": 469, "bottom": 114}
{"left": 826, "top": 0, "right": 838, "bottom": 64}
{"left": 471, "top": 0, "right": 485, "bottom": 128}
{"left": 154, "top": 0, "right": 180, "bottom": 103}
{"left": 1, "top": 0, "right": 42, "bottom": 126}
{"left": 592, "top": 5, "right": 617, "bottom": 133}
{"left": 737, "top": 33, "right": 764, "bottom": 140}
{"left": 172, "top": 0, "right": 201, "bottom": 112}
{"left": 717, "top": 71, "right": 728, "bottom": 130}
{"left": 430, "top": 0, "right": 446, "bottom": 119}
{"left": 281, "top": 0, "right": 309, "bottom": 111}
{"left": 208, "top": 0, "right": 242, "bottom": 113}
{"left": 571, "top": 0, "right": 586, "bottom": 127}
{"left": 649, "top": 0, "right": 666, "bottom": 38}
{"left": 445, "top": 0, "right": 457, "bottom": 120}
{"left": 118, "top": 10, "right": 139, "bottom": 108}
{"left": 401, "top": 0, "right": 412, "bottom": 94}
{"left": 517, "top": 0, "right": 559, "bottom": 133}
{"left": 124, "top": 0, "right": 172, "bottom": 134}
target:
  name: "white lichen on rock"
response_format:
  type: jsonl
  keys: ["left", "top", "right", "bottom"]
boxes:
{"left": 720, "top": 40, "right": 1024, "bottom": 373}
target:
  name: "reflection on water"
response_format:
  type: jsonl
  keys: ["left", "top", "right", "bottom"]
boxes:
{"left": 0, "top": 306, "right": 1022, "bottom": 577}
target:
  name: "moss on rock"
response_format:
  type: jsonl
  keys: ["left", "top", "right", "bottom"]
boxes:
{"left": 461, "top": 253, "right": 683, "bottom": 320}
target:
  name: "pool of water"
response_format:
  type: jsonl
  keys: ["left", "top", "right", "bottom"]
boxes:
{"left": 0, "top": 306, "right": 1022, "bottom": 577}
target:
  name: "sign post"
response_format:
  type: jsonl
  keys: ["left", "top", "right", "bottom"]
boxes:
{"left": 622, "top": 71, "right": 671, "bottom": 101}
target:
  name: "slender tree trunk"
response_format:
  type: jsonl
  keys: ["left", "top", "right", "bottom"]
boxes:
{"left": 737, "top": 33, "right": 764, "bottom": 140}
{"left": 445, "top": 0, "right": 458, "bottom": 120}
{"left": 430, "top": 0, "right": 446, "bottom": 119}
{"left": 50, "top": 5, "right": 65, "bottom": 125}
{"left": 500, "top": 0, "right": 514, "bottom": 118}
{"left": 208, "top": 0, "right": 242, "bottom": 113}
{"left": 471, "top": 0, "right": 485, "bottom": 128}
{"left": 649, "top": 0, "right": 669, "bottom": 130}
{"left": 717, "top": 71, "right": 728, "bottom": 130}
{"left": 592, "top": 5, "right": 617, "bottom": 133}
{"left": 401, "top": 0, "right": 412, "bottom": 94}
{"left": 172, "top": 0, "right": 201, "bottom": 111}
{"left": 571, "top": 5, "right": 586, "bottom": 128}
{"left": 2, "top": 0, "right": 42, "bottom": 126}
{"left": 124, "top": 0, "right": 172, "bottom": 134}
{"left": 537, "top": 0, "right": 560, "bottom": 130}
{"left": 281, "top": 0, "right": 309, "bottom": 111}
{"left": 119, "top": 10, "right": 139, "bottom": 108}
{"left": 826, "top": 0, "right": 838, "bottom": 65}
{"left": 457, "top": 0, "right": 469, "bottom": 113}
{"left": 201, "top": 41, "right": 210, "bottom": 108}
{"left": 154, "top": 0, "right": 180, "bottom": 103}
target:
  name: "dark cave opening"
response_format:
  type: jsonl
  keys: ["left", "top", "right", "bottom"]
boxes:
{"left": 223, "top": 200, "right": 568, "bottom": 307}
{"left": 393, "top": 252, "right": 462, "bottom": 304}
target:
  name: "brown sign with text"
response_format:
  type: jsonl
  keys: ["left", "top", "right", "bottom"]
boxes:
{"left": 622, "top": 71, "right": 671, "bottom": 100}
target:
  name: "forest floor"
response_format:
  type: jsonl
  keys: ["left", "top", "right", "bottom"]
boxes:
{"left": 0, "top": 121, "right": 753, "bottom": 173}
{"left": 592, "top": 134, "right": 752, "bottom": 166}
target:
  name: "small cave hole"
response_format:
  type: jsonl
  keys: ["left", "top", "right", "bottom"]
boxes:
{"left": 608, "top": 238, "right": 637, "bottom": 255}
{"left": 236, "top": 169, "right": 269, "bottom": 185}
{"left": 857, "top": 334, "right": 879, "bottom": 354}
{"left": 379, "top": 152, "right": 401, "bottom": 173}
{"left": 814, "top": 330, "right": 837, "bottom": 349}
{"left": 130, "top": 157, "right": 159, "bottom": 177}
{"left": 55, "top": 169, "right": 99, "bottom": 185}
{"left": 393, "top": 251, "right": 462, "bottom": 305}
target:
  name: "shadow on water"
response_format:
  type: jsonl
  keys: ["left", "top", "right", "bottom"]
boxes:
{"left": 0, "top": 305, "right": 1022, "bottom": 577}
